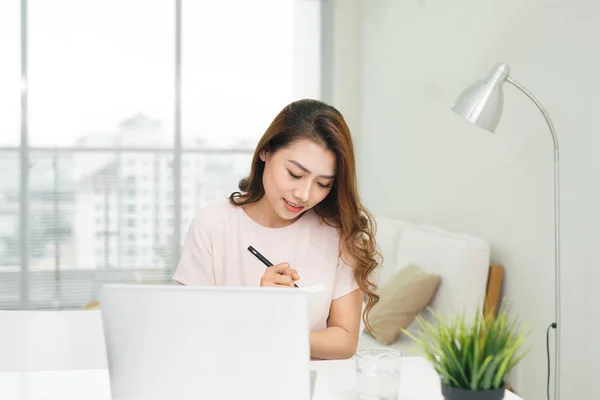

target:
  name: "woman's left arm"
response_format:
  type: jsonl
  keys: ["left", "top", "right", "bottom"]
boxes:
{"left": 309, "top": 287, "right": 363, "bottom": 360}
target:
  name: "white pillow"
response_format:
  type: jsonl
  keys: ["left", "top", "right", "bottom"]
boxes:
{"left": 372, "top": 218, "right": 404, "bottom": 286}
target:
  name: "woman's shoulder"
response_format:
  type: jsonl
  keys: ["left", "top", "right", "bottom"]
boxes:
{"left": 303, "top": 210, "right": 343, "bottom": 244}
{"left": 191, "top": 197, "right": 239, "bottom": 230}
{"left": 305, "top": 211, "right": 371, "bottom": 264}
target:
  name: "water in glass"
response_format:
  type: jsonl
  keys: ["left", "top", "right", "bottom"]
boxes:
{"left": 355, "top": 348, "right": 402, "bottom": 400}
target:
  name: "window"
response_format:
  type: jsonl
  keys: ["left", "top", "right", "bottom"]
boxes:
{"left": 1, "top": 0, "right": 322, "bottom": 310}
{"left": 29, "top": 0, "right": 175, "bottom": 148}
{"left": 0, "top": 1, "right": 19, "bottom": 147}
{"left": 0, "top": 1, "right": 21, "bottom": 310}
{"left": 0, "top": 153, "right": 20, "bottom": 309}
{"left": 182, "top": 0, "right": 321, "bottom": 148}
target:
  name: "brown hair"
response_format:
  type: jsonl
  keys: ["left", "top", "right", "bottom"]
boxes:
{"left": 229, "top": 99, "right": 381, "bottom": 333}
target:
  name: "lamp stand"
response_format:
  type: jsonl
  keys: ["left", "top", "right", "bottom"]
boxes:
{"left": 506, "top": 76, "right": 560, "bottom": 400}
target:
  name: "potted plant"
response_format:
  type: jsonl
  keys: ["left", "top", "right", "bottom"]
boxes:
{"left": 403, "top": 304, "right": 530, "bottom": 400}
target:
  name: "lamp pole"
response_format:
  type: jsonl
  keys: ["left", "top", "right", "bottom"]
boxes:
{"left": 506, "top": 76, "right": 560, "bottom": 400}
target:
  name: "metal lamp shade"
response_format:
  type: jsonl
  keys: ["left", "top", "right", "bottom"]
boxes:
{"left": 450, "top": 63, "right": 511, "bottom": 133}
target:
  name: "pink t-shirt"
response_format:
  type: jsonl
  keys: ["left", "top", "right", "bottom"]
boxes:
{"left": 172, "top": 199, "right": 360, "bottom": 331}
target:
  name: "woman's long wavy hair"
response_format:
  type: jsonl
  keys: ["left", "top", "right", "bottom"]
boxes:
{"left": 229, "top": 99, "right": 381, "bottom": 333}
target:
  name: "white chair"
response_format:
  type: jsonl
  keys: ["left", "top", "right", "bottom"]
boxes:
{"left": 0, "top": 310, "right": 108, "bottom": 373}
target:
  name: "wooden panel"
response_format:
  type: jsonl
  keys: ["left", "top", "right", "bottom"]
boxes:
{"left": 484, "top": 264, "right": 504, "bottom": 319}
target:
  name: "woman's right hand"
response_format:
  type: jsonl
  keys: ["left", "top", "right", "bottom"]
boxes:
{"left": 260, "top": 262, "right": 300, "bottom": 287}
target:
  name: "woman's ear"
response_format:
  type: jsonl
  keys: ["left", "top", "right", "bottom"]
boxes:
{"left": 259, "top": 150, "right": 267, "bottom": 162}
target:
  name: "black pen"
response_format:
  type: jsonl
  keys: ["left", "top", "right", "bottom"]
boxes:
{"left": 247, "top": 246, "right": 299, "bottom": 288}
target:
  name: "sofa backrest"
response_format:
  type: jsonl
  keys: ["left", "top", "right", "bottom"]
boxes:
{"left": 373, "top": 217, "right": 491, "bottom": 327}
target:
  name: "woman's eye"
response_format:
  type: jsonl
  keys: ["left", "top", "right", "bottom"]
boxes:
{"left": 318, "top": 183, "right": 332, "bottom": 189}
{"left": 288, "top": 170, "right": 301, "bottom": 179}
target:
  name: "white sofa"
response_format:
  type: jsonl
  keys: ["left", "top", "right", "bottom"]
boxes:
{"left": 357, "top": 216, "right": 492, "bottom": 355}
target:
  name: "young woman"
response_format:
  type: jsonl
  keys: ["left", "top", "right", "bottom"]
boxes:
{"left": 173, "top": 99, "right": 380, "bottom": 360}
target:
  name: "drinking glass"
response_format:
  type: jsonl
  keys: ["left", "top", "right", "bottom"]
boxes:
{"left": 355, "top": 348, "right": 403, "bottom": 400}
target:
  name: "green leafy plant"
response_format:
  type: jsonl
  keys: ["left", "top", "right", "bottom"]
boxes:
{"left": 402, "top": 304, "right": 531, "bottom": 391}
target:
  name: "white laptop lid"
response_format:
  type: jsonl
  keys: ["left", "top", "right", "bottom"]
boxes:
{"left": 100, "top": 284, "right": 311, "bottom": 400}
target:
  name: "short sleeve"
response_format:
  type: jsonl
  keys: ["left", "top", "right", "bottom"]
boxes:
{"left": 172, "top": 216, "right": 216, "bottom": 286}
{"left": 332, "top": 256, "right": 360, "bottom": 299}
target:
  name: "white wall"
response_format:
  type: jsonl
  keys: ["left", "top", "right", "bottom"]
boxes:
{"left": 331, "top": 0, "right": 598, "bottom": 399}
{"left": 320, "top": 0, "right": 364, "bottom": 143}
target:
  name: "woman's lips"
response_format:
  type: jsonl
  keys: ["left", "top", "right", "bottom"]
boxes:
{"left": 284, "top": 199, "right": 304, "bottom": 213}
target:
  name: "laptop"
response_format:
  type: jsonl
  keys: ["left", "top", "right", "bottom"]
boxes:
{"left": 100, "top": 284, "right": 316, "bottom": 400}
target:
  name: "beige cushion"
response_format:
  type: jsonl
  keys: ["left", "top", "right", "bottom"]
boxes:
{"left": 366, "top": 264, "right": 441, "bottom": 345}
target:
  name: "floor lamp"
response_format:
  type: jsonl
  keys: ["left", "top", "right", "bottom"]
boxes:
{"left": 450, "top": 62, "right": 560, "bottom": 400}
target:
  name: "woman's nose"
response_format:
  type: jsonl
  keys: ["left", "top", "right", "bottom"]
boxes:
{"left": 293, "top": 183, "right": 310, "bottom": 203}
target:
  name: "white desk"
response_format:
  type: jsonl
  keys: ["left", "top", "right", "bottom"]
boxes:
{"left": 0, "top": 357, "right": 522, "bottom": 400}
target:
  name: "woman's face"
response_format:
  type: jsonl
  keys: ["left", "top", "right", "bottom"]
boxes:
{"left": 261, "top": 138, "right": 336, "bottom": 221}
